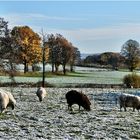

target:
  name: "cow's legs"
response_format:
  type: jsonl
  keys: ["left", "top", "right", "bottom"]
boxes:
{"left": 120, "top": 105, "right": 122, "bottom": 111}
{"left": 124, "top": 106, "right": 127, "bottom": 111}
{"left": 79, "top": 105, "right": 81, "bottom": 111}
{"left": 68, "top": 104, "right": 73, "bottom": 111}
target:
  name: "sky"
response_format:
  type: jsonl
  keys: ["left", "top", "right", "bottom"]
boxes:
{"left": 1, "top": 1, "right": 140, "bottom": 54}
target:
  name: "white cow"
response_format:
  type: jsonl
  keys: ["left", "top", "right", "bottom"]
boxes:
{"left": 36, "top": 87, "right": 47, "bottom": 102}
{"left": 0, "top": 89, "right": 16, "bottom": 113}
{"left": 118, "top": 93, "right": 140, "bottom": 111}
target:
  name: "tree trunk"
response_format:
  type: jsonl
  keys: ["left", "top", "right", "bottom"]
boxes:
{"left": 63, "top": 64, "right": 66, "bottom": 75}
{"left": 32, "top": 65, "right": 35, "bottom": 72}
{"left": 24, "top": 61, "right": 27, "bottom": 73}
{"left": 42, "top": 46, "right": 46, "bottom": 87}
{"left": 70, "top": 64, "right": 74, "bottom": 72}
{"left": 26, "top": 64, "right": 29, "bottom": 72}
{"left": 55, "top": 64, "right": 59, "bottom": 73}
{"left": 129, "top": 65, "right": 134, "bottom": 72}
{"left": 23, "top": 57, "right": 29, "bottom": 73}
{"left": 130, "top": 67, "right": 133, "bottom": 72}
{"left": 52, "top": 63, "right": 54, "bottom": 73}
{"left": 24, "top": 63, "right": 29, "bottom": 73}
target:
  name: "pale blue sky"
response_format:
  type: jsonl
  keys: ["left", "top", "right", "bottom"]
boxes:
{"left": 1, "top": 1, "right": 140, "bottom": 53}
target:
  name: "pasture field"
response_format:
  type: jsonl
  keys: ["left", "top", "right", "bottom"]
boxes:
{"left": 0, "top": 67, "right": 135, "bottom": 87}
{"left": 0, "top": 87, "right": 140, "bottom": 139}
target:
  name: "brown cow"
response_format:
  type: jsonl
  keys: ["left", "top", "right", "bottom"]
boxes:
{"left": 118, "top": 93, "right": 140, "bottom": 111}
{"left": 65, "top": 90, "right": 91, "bottom": 111}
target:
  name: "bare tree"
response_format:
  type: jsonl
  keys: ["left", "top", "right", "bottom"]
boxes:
{"left": 39, "top": 29, "right": 49, "bottom": 87}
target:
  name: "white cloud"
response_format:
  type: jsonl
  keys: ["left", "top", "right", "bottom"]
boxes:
{"left": 2, "top": 13, "right": 140, "bottom": 41}
{"left": 45, "top": 23, "right": 140, "bottom": 41}
{"left": 44, "top": 24, "right": 140, "bottom": 53}
{"left": 20, "top": 23, "right": 140, "bottom": 53}
{"left": 0, "top": 13, "right": 86, "bottom": 32}
{"left": 0, "top": 13, "right": 86, "bottom": 26}
{"left": 28, "top": 13, "right": 86, "bottom": 21}
{"left": 2, "top": 13, "right": 140, "bottom": 53}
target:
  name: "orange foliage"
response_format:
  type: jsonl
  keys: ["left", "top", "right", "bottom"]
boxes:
{"left": 12, "top": 26, "right": 42, "bottom": 65}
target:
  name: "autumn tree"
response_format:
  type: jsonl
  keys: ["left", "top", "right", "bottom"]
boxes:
{"left": 47, "top": 34, "right": 62, "bottom": 73}
{"left": 99, "top": 52, "right": 125, "bottom": 70}
{"left": 83, "top": 52, "right": 125, "bottom": 69}
{"left": 54, "top": 34, "right": 63, "bottom": 72}
{"left": 11, "top": 26, "right": 42, "bottom": 73}
{"left": 57, "top": 36, "right": 73, "bottom": 74}
{"left": 84, "top": 54, "right": 99, "bottom": 64}
{"left": 47, "top": 33, "right": 80, "bottom": 74}
{"left": 108, "top": 53, "right": 125, "bottom": 70}
{"left": 121, "top": 39, "right": 140, "bottom": 72}
{"left": 47, "top": 34, "right": 57, "bottom": 72}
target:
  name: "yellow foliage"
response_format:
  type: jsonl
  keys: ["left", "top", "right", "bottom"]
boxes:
{"left": 12, "top": 26, "right": 43, "bottom": 65}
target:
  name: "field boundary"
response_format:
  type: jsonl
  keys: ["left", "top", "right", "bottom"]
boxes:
{"left": 0, "top": 82, "right": 124, "bottom": 88}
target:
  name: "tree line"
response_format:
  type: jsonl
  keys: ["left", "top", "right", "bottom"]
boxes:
{"left": 83, "top": 39, "right": 140, "bottom": 72}
{"left": 0, "top": 18, "right": 81, "bottom": 75}
{"left": 1, "top": 17, "right": 140, "bottom": 75}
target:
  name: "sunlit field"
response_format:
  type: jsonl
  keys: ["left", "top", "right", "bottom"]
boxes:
{"left": 0, "top": 66, "right": 135, "bottom": 87}
{"left": 0, "top": 67, "right": 140, "bottom": 139}
{"left": 1, "top": 1, "right": 140, "bottom": 139}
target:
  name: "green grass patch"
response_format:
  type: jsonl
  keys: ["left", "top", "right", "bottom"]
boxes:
{"left": 15, "top": 71, "right": 64, "bottom": 78}
{"left": 15, "top": 71, "right": 88, "bottom": 78}
{"left": 0, "top": 113, "right": 5, "bottom": 119}
{"left": 66, "top": 72, "right": 88, "bottom": 77}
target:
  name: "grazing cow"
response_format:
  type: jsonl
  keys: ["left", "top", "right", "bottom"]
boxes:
{"left": 36, "top": 87, "right": 47, "bottom": 102}
{"left": 65, "top": 90, "right": 91, "bottom": 111}
{"left": 118, "top": 93, "right": 140, "bottom": 111}
{"left": 0, "top": 89, "right": 16, "bottom": 113}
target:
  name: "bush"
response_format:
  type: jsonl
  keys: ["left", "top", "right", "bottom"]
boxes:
{"left": 123, "top": 73, "right": 140, "bottom": 88}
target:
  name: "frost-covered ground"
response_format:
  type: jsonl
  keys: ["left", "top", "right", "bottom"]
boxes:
{"left": 0, "top": 87, "right": 140, "bottom": 140}
{"left": 0, "top": 69, "right": 133, "bottom": 86}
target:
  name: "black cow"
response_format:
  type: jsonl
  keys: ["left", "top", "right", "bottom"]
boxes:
{"left": 66, "top": 90, "right": 91, "bottom": 111}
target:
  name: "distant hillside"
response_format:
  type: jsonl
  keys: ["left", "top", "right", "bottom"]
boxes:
{"left": 81, "top": 53, "right": 92, "bottom": 59}
{"left": 81, "top": 53, "right": 100, "bottom": 59}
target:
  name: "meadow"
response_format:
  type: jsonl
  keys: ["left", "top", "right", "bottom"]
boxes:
{"left": 0, "top": 66, "right": 134, "bottom": 87}
{"left": 0, "top": 87, "right": 140, "bottom": 139}
{"left": 0, "top": 67, "right": 140, "bottom": 139}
